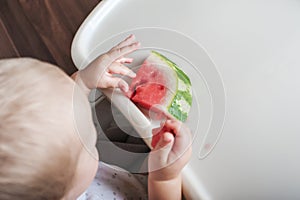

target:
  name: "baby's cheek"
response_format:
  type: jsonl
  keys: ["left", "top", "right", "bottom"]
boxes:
{"left": 92, "top": 147, "right": 99, "bottom": 161}
{"left": 92, "top": 156, "right": 98, "bottom": 176}
{"left": 86, "top": 149, "right": 99, "bottom": 185}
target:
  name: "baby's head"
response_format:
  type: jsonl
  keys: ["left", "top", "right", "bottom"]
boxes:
{"left": 0, "top": 58, "right": 98, "bottom": 199}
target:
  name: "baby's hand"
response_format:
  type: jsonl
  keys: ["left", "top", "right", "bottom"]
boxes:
{"left": 74, "top": 35, "right": 140, "bottom": 94}
{"left": 148, "top": 118, "right": 192, "bottom": 181}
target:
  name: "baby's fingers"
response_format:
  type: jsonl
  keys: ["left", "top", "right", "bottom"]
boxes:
{"left": 152, "top": 132, "right": 174, "bottom": 160}
{"left": 117, "top": 79, "right": 130, "bottom": 92}
{"left": 107, "top": 42, "right": 140, "bottom": 62}
{"left": 110, "top": 34, "right": 137, "bottom": 51}
{"left": 155, "top": 133, "right": 174, "bottom": 149}
{"left": 99, "top": 77, "right": 129, "bottom": 92}
{"left": 108, "top": 62, "right": 136, "bottom": 78}
{"left": 148, "top": 132, "right": 175, "bottom": 172}
{"left": 116, "top": 57, "right": 133, "bottom": 64}
{"left": 164, "top": 120, "right": 183, "bottom": 136}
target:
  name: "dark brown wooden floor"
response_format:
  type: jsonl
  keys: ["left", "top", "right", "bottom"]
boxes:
{"left": 0, "top": 0, "right": 101, "bottom": 75}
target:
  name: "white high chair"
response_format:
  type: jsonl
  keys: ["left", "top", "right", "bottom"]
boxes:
{"left": 71, "top": 1, "right": 300, "bottom": 199}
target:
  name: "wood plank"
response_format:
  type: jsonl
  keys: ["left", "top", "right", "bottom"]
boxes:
{"left": 0, "top": 0, "right": 100, "bottom": 74}
{"left": 56, "top": 0, "right": 97, "bottom": 33}
{"left": 0, "top": 0, "right": 57, "bottom": 64}
{"left": 0, "top": 18, "right": 20, "bottom": 58}
{"left": 19, "top": 0, "right": 100, "bottom": 75}
{"left": 19, "top": 0, "right": 75, "bottom": 74}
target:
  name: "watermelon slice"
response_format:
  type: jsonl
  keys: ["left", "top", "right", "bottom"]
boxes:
{"left": 127, "top": 51, "right": 192, "bottom": 122}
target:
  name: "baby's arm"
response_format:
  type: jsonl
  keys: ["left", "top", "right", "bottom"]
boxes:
{"left": 71, "top": 35, "right": 140, "bottom": 94}
{"left": 148, "top": 119, "right": 192, "bottom": 200}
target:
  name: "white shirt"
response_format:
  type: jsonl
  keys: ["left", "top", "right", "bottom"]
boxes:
{"left": 77, "top": 162, "right": 148, "bottom": 200}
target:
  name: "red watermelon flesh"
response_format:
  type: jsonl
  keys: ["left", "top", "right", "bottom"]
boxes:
{"left": 127, "top": 60, "right": 168, "bottom": 109}
{"left": 126, "top": 51, "right": 192, "bottom": 122}
{"left": 131, "top": 83, "right": 166, "bottom": 109}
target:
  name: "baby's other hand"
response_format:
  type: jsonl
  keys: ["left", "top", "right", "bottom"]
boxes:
{"left": 75, "top": 35, "right": 140, "bottom": 93}
{"left": 148, "top": 118, "right": 192, "bottom": 181}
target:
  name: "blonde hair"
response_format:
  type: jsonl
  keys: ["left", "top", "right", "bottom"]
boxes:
{"left": 0, "top": 58, "right": 80, "bottom": 199}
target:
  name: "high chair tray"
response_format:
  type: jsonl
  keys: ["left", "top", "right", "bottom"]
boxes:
{"left": 71, "top": 0, "right": 300, "bottom": 199}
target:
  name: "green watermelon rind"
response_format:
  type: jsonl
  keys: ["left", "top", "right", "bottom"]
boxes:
{"left": 176, "top": 90, "right": 192, "bottom": 105}
{"left": 168, "top": 92, "right": 189, "bottom": 121}
{"left": 168, "top": 100, "right": 188, "bottom": 122}
{"left": 151, "top": 51, "right": 192, "bottom": 122}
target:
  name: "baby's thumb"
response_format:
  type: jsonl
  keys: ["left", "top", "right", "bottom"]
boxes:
{"left": 152, "top": 132, "right": 174, "bottom": 162}
{"left": 155, "top": 132, "right": 174, "bottom": 148}
{"left": 117, "top": 79, "right": 129, "bottom": 92}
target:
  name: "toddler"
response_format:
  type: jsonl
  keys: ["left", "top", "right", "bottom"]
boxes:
{"left": 0, "top": 35, "right": 192, "bottom": 200}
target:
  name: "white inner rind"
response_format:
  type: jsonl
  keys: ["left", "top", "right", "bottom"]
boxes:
{"left": 145, "top": 53, "right": 178, "bottom": 107}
